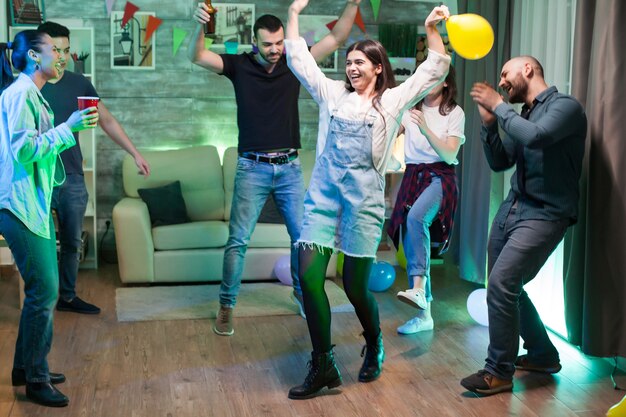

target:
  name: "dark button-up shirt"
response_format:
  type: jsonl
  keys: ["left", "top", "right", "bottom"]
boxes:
{"left": 481, "top": 86, "right": 587, "bottom": 223}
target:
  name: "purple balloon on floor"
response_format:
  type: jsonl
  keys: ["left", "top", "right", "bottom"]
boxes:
{"left": 368, "top": 261, "right": 396, "bottom": 292}
{"left": 273, "top": 255, "right": 292, "bottom": 286}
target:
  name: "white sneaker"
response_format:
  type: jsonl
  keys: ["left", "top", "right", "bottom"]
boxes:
{"left": 397, "top": 316, "right": 434, "bottom": 334}
{"left": 396, "top": 288, "right": 428, "bottom": 310}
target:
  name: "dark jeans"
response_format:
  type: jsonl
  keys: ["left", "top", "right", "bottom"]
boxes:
{"left": 0, "top": 209, "right": 58, "bottom": 383}
{"left": 485, "top": 206, "right": 569, "bottom": 380}
{"left": 51, "top": 174, "right": 89, "bottom": 301}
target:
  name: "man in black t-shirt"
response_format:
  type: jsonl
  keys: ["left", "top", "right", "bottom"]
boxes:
{"left": 189, "top": 1, "right": 361, "bottom": 336}
{"left": 38, "top": 22, "right": 151, "bottom": 315}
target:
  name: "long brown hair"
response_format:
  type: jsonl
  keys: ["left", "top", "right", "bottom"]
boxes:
{"left": 414, "top": 65, "right": 457, "bottom": 116}
{"left": 345, "top": 40, "right": 396, "bottom": 121}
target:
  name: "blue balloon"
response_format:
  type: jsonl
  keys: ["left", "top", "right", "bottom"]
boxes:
{"left": 368, "top": 261, "right": 396, "bottom": 292}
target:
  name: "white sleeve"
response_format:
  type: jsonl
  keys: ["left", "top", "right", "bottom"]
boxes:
{"left": 5, "top": 90, "right": 75, "bottom": 164}
{"left": 285, "top": 37, "right": 342, "bottom": 105}
{"left": 382, "top": 49, "right": 451, "bottom": 115}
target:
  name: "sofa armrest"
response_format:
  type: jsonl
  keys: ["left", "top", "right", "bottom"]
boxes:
{"left": 112, "top": 197, "right": 155, "bottom": 284}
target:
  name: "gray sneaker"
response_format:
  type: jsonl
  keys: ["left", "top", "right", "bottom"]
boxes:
{"left": 213, "top": 305, "right": 234, "bottom": 336}
{"left": 291, "top": 290, "right": 306, "bottom": 319}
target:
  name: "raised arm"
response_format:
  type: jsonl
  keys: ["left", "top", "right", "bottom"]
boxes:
{"left": 310, "top": 0, "right": 361, "bottom": 62}
{"left": 382, "top": 6, "right": 451, "bottom": 114}
{"left": 424, "top": 6, "right": 448, "bottom": 56}
{"left": 286, "top": 0, "right": 308, "bottom": 41}
{"left": 188, "top": 2, "right": 224, "bottom": 73}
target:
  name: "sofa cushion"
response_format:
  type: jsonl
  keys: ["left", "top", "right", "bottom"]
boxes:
{"left": 124, "top": 145, "right": 225, "bottom": 221}
{"left": 153, "top": 221, "right": 229, "bottom": 251}
{"left": 137, "top": 181, "right": 190, "bottom": 226}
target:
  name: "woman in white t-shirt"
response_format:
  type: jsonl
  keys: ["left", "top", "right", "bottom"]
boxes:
{"left": 388, "top": 66, "right": 465, "bottom": 335}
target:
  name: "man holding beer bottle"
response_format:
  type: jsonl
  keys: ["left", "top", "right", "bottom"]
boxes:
{"left": 188, "top": 0, "right": 361, "bottom": 336}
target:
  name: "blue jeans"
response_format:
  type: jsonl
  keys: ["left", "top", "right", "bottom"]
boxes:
{"left": 401, "top": 176, "right": 442, "bottom": 302}
{"left": 51, "top": 174, "right": 89, "bottom": 301}
{"left": 0, "top": 210, "right": 58, "bottom": 383}
{"left": 220, "top": 157, "right": 304, "bottom": 307}
{"left": 485, "top": 205, "right": 569, "bottom": 380}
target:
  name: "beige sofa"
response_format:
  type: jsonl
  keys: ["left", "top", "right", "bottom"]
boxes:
{"left": 112, "top": 145, "right": 336, "bottom": 284}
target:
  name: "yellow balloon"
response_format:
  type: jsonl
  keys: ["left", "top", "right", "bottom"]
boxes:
{"left": 445, "top": 14, "right": 494, "bottom": 60}
{"left": 607, "top": 395, "right": 626, "bottom": 417}
{"left": 396, "top": 241, "right": 407, "bottom": 270}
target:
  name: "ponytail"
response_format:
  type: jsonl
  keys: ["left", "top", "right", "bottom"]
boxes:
{"left": 1, "top": 31, "right": 48, "bottom": 94}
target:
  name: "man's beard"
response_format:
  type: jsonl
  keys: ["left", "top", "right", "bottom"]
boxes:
{"left": 507, "top": 74, "right": 528, "bottom": 104}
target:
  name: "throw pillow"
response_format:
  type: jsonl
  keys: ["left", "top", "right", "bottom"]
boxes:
{"left": 137, "top": 181, "right": 190, "bottom": 226}
{"left": 257, "top": 195, "right": 285, "bottom": 224}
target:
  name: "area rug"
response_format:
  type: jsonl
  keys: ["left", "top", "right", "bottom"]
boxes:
{"left": 116, "top": 281, "right": 354, "bottom": 322}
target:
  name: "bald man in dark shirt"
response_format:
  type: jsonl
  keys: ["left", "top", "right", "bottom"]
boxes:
{"left": 461, "top": 56, "right": 587, "bottom": 396}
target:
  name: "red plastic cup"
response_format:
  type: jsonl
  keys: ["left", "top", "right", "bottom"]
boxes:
{"left": 77, "top": 96, "right": 100, "bottom": 112}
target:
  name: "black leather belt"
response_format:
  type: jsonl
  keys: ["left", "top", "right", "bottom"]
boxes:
{"left": 239, "top": 150, "right": 298, "bottom": 165}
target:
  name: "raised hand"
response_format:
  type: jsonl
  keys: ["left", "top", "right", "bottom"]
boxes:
{"left": 193, "top": 2, "right": 212, "bottom": 24}
{"left": 470, "top": 81, "right": 504, "bottom": 112}
{"left": 288, "top": 0, "right": 309, "bottom": 15}
{"left": 425, "top": 5, "right": 450, "bottom": 28}
{"left": 66, "top": 108, "right": 99, "bottom": 132}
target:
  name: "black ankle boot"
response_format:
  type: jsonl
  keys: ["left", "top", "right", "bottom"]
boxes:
{"left": 11, "top": 368, "right": 66, "bottom": 386}
{"left": 288, "top": 347, "right": 342, "bottom": 399}
{"left": 26, "top": 382, "right": 69, "bottom": 407}
{"left": 359, "top": 330, "right": 385, "bottom": 382}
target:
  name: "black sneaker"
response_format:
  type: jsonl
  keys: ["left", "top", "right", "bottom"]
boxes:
{"left": 56, "top": 297, "right": 101, "bottom": 314}
{"left": 460, "top": 370, "right": 513, "bottom": 396}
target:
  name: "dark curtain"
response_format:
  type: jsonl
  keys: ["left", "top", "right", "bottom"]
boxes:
{"left": 452, "top": 0, "right": 512, "bottom": 284}
{"left": 564, "top": 0, "right": 626, "bottom": 356}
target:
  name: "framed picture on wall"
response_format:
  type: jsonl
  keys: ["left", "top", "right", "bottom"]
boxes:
{"left": 9, "top": 0, "right": 45, "bottom": 25}
{"left": 207, "top": 3, "right": 255, "bottom": 48}
{"left": 299, "top": 15, "right": 339, "bottom": 73}
{"left": 110, "top": 11, "right": 156, "bottom": 70}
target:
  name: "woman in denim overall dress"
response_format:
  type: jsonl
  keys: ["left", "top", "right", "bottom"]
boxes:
{"left": 284, "top": 0, "right": 451, "bottom": 399}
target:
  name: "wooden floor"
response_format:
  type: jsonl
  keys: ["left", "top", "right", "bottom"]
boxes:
{"left": 0, "top": 259, "right": 623, "bottom": 417}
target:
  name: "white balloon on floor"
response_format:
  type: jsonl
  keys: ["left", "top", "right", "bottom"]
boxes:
{"left": 467, "top": 288, "right": 489, "bottom": 326}
{"left": 273, "top": 255, "right": 292, "bottom": 286}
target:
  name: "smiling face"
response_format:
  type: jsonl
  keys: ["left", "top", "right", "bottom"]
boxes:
{"left": 253, "top": 28, "right": 284, "bottom": 65}
{"left": 49, "top": 36, "right": 71, "bottom": 78}
{"left": 31, "top": 34, "right": 63, "bottom": 79}
{"left": 498, "top": 59, "right": 529, "bottom": 104}
{"left": 345, "top": 50, "right": 382, "bottom": 95}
